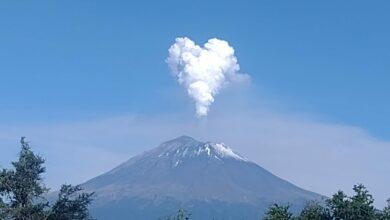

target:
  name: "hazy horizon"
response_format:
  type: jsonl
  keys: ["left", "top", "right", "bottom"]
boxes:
{"left": 1, "top": 0, "right": 389, "bottom": 209}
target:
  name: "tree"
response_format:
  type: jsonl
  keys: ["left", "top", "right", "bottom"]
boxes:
{"left": 264, "top": 204, "right": 293, "bottom": 220}
{"left": 349, "top": 184, "right": 376, "bottom": 219}
{"left": 326, "top": 184, "right": 376, "bottom": 220}
{"left": 47, "top": 184, "right": 94, "bottom": 220}
{"left": 0, "top": 137, "right": 94, "bottom": 220}
{"left": 0, "top": 137, "right": 48, "bottom": 220}
{"left": 0, "top": 198, "right": 8, "bottom": 219}
{"left": 299, "top": 201, "right": 331, "bottom": 220}
{"left": 378, "top": 199, "right": 390, "bottom": 220}
{"left": 327, "top": 190, "right": 350, "bottom": 219}
{"left": 265, "top": 184, "right": 385, "bottom": 220}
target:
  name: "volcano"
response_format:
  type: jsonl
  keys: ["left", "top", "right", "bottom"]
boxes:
{"left": 82, "top": 135, "right": 323, "bottom": 219}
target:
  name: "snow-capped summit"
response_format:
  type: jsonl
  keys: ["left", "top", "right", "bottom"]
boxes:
{"left": 211, "top": 143, "right": 247, "bottom": 161}
{"left": 154, "top": 135, "right": 247, "bottom": 163}
{"left": 82, "top": 136, "right": 324, "bottom": 220}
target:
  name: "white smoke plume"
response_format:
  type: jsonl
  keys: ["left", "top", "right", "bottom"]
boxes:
{"left": 167, "top": 37, "right": 249, "bottom": 117}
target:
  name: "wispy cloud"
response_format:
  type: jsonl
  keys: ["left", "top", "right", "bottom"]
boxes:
{"left": 0, "top": 104, "right": 388, "bottom": 207}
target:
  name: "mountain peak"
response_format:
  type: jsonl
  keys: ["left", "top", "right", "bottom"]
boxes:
{"left": 156, "top": 135, "right": 247, "bottom": 163}
{"left": 83, "top": 136, "right": 324, "bottom": 219}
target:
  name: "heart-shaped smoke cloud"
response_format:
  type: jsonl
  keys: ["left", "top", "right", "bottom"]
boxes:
{"left": 167, "top": 37, "right": 249, "bottom": 117}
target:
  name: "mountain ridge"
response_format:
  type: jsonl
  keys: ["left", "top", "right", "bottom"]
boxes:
{"left": 82, "top": 135, "right": 324, "bottom": 220}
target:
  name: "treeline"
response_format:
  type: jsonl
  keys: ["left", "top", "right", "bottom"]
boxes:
{"left": 2, "top": 138, "right": 389, "bottom": 220}
{"left": 264, "top": 184, "right": 390, "bottom": 220}
{"left": 166, "top": 185, "right": 390, "bottom": 220}
{"left": 0, "top": 138, "right": 94, "bottom": 220}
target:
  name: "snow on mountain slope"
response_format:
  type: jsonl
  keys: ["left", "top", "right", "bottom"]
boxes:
{"left": 82, "top": 135, "right": 324, "bottom": 220}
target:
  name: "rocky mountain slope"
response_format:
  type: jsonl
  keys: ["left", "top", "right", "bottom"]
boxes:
{"left": 82, "top": 135, "right": 324, "bottom": 219}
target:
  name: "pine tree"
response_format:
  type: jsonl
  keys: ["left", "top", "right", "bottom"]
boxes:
{"left": 0, "top": 137, "right": 48, "bottom": 220}
{"left": 0, "top": 137, "right": 94, "bottom": 220}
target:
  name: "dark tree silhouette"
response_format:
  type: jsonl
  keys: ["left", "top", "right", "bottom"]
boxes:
{"left": 264, "top": 184, "right": 388, "bottom": 220}
{"left": 327, "top": 184, "right": 376, "bottom": 220}
{"left": 263, "top": 204, "right": 293, "bottom": 220}
{"left": 0, "top": 137, "right": 94, "bottom": 220}
{"left": 0, "top": 137, "right": 48, "bottom": 219}
{"left": 378, "top": 199, "right": 390, "bottom": 220}
{"left": 47, "top": 184, "right": 94, "bottom": 220}
{"left": 299, "top": 201, "right": 331, "bottom": 220}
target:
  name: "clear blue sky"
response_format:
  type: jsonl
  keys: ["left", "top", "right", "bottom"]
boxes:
{"left": 1, "top": 1, "right": 390, "bottom": 205}
{"left": 1, "top": 0, "right": 389, "bottom": 139}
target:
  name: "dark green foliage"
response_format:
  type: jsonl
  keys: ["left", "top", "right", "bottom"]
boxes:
{"left": 0, "top": 137, "right": 48, "bottom": 220}
{"left": 47, "top": 184, "right": 94, "bottom": 220}
{"left": 326, "top": 184, "right": 376, "bottom": 220}
{"left": 349, "top": 184, "right": 376, "bottom": 219}
{"left": 264, "top": 184, "right": 388, "bottom": 220}
{"left": 0, "top": 137, "right": 94, "bottom": 220}
{"left": 378, "top": 199, "right": 390, "bottom": 220}
{"left": 264, "top": 204, "right": 293, "bottom": 220}
{"left": 326, "top": 190, "right": 350, "bottom": 219}
{"left": 0, "top": 198, "right": 8, "bottom": 219}
{"left": 299, "top": 201, "right": 331, "bottom": 220}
